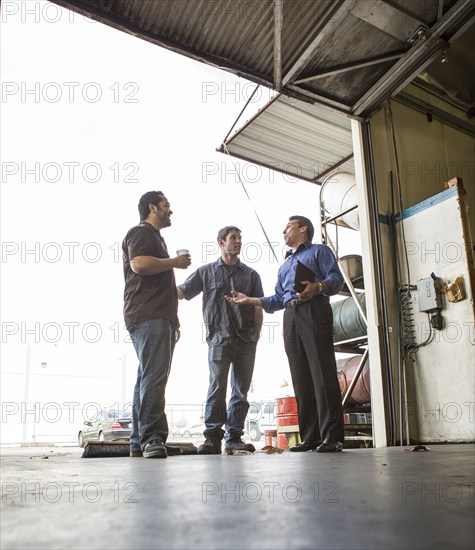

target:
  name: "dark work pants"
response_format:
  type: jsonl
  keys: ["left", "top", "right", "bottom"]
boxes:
{"left": 283, "top": 298, "right": 344, "bottom": 443}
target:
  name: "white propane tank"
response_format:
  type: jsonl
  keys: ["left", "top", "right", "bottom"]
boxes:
{"left": 320, "top": 172, "right": 359, "bottom": 230}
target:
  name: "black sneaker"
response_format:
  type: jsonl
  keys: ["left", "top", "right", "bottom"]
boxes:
{"left": 225, "top": 438, "right": 255, "bottom": 452}
{"left": 316, "top": 439, "right": 343, "bottom": 453}
{"left": 130, "top": 446, "right": 143, "bottom": 457}
{"left": 165, "top": 445, "right": 183, "bottom": 456}
{"left": 197, "top": 437, "right": 222, "bottom": 455}
{"left": 143, "top": 439, "right": 167, "bottom": 458}
{"left": 289, "top": 441, "right": 319, "bottom": 452}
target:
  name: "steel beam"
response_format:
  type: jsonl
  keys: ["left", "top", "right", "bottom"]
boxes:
{"left": 273, "top": 0, "right": 283, "bottom": 90}
{"left": 295, "top": 52, "right": 404, "bottom": 83}
{"left": 353, "top": 0, "right": 475, "bottom": 117}
{"left": 282, "top": 0, "right": 358, "bottom": 87}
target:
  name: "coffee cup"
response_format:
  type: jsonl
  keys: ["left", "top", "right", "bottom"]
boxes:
{"left": 176, "top": 249, "right": 190, "bottom": 256}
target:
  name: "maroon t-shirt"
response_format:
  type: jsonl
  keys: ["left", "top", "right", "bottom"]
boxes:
{"left": 122, "top": 222, "right": 178, "bottom": 329}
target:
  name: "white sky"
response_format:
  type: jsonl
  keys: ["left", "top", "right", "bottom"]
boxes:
{"left": 0, "top": 0, "right": 361, "bottom": 442}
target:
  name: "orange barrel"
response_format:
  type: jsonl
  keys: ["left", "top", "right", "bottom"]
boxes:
{"left": 276, "top": 397, "right": 299, "bottom": 449}
{"left": 336, "top": 355, "right": 371, "bottom": 406}
{"left": 276, "top": 396, "right": 299, "bottom": 427}
{"left": 277, "top": 433, "right": 289, "bottom": 450}
{"left": 276, "top": 396, "right": 298, "bottom": 417}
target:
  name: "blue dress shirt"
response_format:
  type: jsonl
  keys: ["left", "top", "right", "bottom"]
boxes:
{"left": 260, "top": 241, "right": 343, "bottom": 313}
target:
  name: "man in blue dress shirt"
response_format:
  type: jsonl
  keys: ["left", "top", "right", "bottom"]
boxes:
{"left": 229, "top": 216, "right": 345, "bottom": 452}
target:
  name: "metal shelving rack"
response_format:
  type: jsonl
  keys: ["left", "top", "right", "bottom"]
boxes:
{"left": 320, "top": 192, "right": 372, "bottom": 447}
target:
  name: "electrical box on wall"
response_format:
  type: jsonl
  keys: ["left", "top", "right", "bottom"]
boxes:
{"left": 416, "top": 274, "right": 443, "bottom": 313}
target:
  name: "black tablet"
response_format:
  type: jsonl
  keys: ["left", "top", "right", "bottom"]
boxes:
{"left": 293, "top": 260, "right": 315, "bottom": 293}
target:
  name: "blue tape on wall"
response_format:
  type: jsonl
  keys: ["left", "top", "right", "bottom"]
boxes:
{"left": 379, "top": 185, "right": 459, "bottom": 225}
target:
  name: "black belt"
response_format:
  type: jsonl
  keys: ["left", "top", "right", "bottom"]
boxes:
{"left": 285, "top": 298, "right": 305, "bottom": 308}
{"left": 284, "top": 295, "right": 324, "bottom": 308}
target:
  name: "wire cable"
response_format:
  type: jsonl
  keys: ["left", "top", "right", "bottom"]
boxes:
{"left": 221, "top": 84, "right": 262, "bottom": 145}
{"left": 222, "top": 143, "right": 280, "bottom": 264}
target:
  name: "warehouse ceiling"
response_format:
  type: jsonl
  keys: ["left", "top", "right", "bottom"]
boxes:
{"left": 51, "top": 0, "right": 474, "bottom": 119}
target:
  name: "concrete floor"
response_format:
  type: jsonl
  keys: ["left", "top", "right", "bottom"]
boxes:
{"left": 1, "top": 443, "right": 474, "bottom": 550}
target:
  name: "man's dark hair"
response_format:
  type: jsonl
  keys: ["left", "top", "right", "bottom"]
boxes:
{"left": 217, "top": 226, "right": 241, "bottom": 242}
{"left": 138, "top": 191, "right": 165, "bottom": 221}
{"left": 289, "top": 215, "right": 314, "bottom": 242}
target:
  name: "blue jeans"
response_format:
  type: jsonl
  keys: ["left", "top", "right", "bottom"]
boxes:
{"left": 128, "top": 319, "right": 175, "bottom": 449}
{"left": 204, "top": 340, "right": 257, "bottom": 441}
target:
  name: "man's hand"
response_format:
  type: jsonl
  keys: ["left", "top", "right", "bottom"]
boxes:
{"left": 226, "top": 291, "right": 262, "bottom": 308}
{"left": 174, "top": 254, "right": 191, "bottom": 269}
{"left": 175, "top": 328, "right": 181, "bottom": 342}
{"left": 226, "top": 290, "right": 250, "bottom": 305}
{"left": 298, "top": 280, "right": 323, "bottom": 301}
{"left": 249, "top": 330, "right": 260, "bottom": 343}
{"left": 249, "top": 306, "right": 263, "bottom": 342}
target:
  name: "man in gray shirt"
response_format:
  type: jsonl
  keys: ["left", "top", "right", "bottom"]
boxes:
{"left": 178, "top": 226, "right": 264, "bottom": 454}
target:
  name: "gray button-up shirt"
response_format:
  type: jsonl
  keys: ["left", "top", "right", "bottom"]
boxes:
{"left": 178, "top": 258, "right": 264, "bottom": 346}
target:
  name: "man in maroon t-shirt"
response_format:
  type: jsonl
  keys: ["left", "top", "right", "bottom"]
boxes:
{"left": 122, "top": 191, "right": 191, "bottom": 458}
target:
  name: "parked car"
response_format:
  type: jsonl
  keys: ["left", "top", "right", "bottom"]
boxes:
{"left": 171, "top": 423, "right": 205, "bottom": 438}
{"left": 245, "top": 401, "right": 277, "bottom": 441}
{"left": 78, "top": 408, "right": 132, "bottom": 447}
